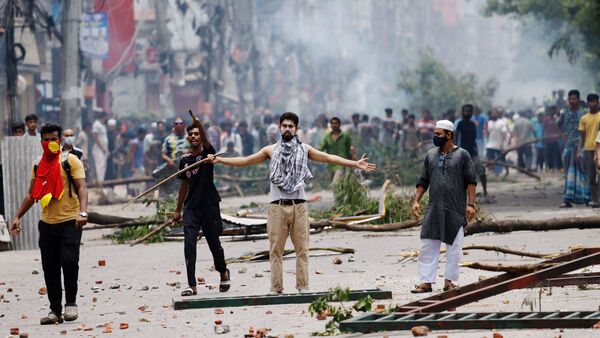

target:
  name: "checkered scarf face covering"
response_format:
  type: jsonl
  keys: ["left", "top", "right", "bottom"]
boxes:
{"left": 270, "top": 135, "right": 313, "bottom": 193}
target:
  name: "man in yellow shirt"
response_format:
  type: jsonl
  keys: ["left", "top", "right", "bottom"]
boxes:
{"left": 9, "top": 123, "right": 88, "bottom": 325}
{"left": 578, "top": 93, "right": 600, "bottom": 207}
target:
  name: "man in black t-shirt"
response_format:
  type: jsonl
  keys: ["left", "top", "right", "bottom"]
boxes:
{"left": 455, "top": 104, "right": 488, "bottom": 197}
{"left": 172, "top": 123, "right": 230, "bottom": 296}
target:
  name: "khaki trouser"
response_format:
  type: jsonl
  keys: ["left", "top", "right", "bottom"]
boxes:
{"left": 267, "top": 201, "right": 310, "bottom": 292}
{"left": 330, "top": 168, "right": 345, "bottom": 185}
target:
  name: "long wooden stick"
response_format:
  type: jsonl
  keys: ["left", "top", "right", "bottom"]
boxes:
{"left": 121, "top": 149, "right": 226, "bottom": 209}
{"left": 481, "top": 160, "right": 541, "bottom": 180}
{"left": 129, "top": 220, "right": 176, "bottom": 246}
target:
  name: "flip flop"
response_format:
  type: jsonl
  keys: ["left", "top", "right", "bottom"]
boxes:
{"left": 180, "top": 287, "right": 197, "bottom": 297}
{"left": 219, "top": 269, "right": 231, "bottom": 293}
{"left": 443, "top": 283, "right": 458, "bottom": 291}
{"left": 410, "top": 285, "right": 432, "bottom": 294}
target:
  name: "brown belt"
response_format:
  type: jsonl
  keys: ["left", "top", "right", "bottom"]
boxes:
{"left": 270, "top": 199, "right": 306, "bottom": 205}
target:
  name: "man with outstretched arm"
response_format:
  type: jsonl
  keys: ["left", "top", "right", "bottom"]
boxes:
{"left": 10, "top": 123, "right": 88, "bottom": 324}
{"left": 411, "top": 120, "right": 477, "bottom": 294}
{"left": 207, "top": 112, "right": 376, "bottom": 294}
{"left": 171, "top": 122, "right": 230, "bottom": 296}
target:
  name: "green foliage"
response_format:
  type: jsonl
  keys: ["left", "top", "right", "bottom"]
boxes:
{"left": 485, "top": 0, "right": 600, "bottom": 88}
{"left": 397, "top": 53, "right": 499, "bottom": 115}
{"left": 110, "top": 194, "right": 179, "bottom": 244}
{"left": 308, "top": 287, "right": 372, "bottom": 336}
{"left": 325, "top": 173, "right": 428, "bottom": 224}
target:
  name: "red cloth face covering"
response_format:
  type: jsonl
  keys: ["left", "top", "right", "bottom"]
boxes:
{"left": 31, "top": 141, "right": 64, "bottom": 208}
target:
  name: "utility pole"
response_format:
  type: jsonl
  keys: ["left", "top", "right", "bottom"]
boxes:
{"left": 60, "top": 0, "right": 81, "bottom": 130}
{"left": 4, "top": 0, "right": 18, "bottom": 129}
{"left": 154, "top": 0, "right": 172, "bottom": 117}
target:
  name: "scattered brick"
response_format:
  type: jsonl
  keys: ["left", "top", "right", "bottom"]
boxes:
{"left": 98, "top": 260, "right": 106, "bottom": 266}
{"left": 411, "top": 325, "right": 429, "bottom": 336}
{"left": 215, "top": 320, "right": 222, "bottom": 325}
{"left": 119, "top": 323, "right": 129, "bottom": 330}
{"left": 215, "top": 309, "right": 224, "bottom": 314}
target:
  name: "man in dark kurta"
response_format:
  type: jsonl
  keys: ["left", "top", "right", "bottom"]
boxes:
{"left": 411, "top": 119, "right": 477, "bottom": 293}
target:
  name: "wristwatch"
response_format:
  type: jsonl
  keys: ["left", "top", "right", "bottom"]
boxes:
{"left": 79, "top": 212, "right": 88, "bottom": 218}
{"left": 468, "top": 203, "right": 476, "bottom": 208}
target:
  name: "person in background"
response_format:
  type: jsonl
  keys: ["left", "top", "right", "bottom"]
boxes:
{"left": 206, "top": 121, "right": 221, "bottom": 150}
{"left": 62, "top": 129, "right": 84, "bottom": 160}
{"left": 401, "top": 109, "right": 410, "bottom": 127}
{"left": 162, "top": 117, "right": 189, "bottom": 168}
{"left": 265, "top": 114, "right": 281, "bottom": 145}
{"left": 92, "top": 112, "right": 110, "bottom": 182}
{"left": 455, "top": 105, "right": 488, "bottom": 197}
{"left": 319, "top": 117, "right": 353, "bottom": 184}
{"left": 485, "top": 109, "right": 508, "bottom": 176}
{"left": 77, "top": 122, "right": 91, "bottom": 163}
{"left": 533, "top": 112, "right": 545, "bottom": 171}
{"left": 220, "top": 120, "right": 242, "bottom": 155}
{"left": 128, "top": 127, "right": 147, "bottom": 196}
{"left": 238, "top": 120, "right": 255, "bottom": 156}
{"left": 512, "top": 113, "right": 536, "bottom": 170}
{"left": 402, "top": 114, "right": 419, "bottom": 155}
{"left": 11, "top": 122, "right": 25, "bottom": 136}
{"left": 542, "top": 106, "right": 562, "bottom": 172}
{"left": 472, "top": 106, "right": 488, "bottom": 160}
{"left": 381, "top": 108, "right": 397, "bottom": 143}
{"left": 416, "top": 109, "right": 436, "bottom": 144}
{"left": 23, "top": 114, "right": 40, "bottom": 137}
{"left": 557, "top": 89, "right": 589, "bottom": 208}
{"left": 350, "top": 113, "right": 361, "bottom": 134}
{"left": 105, "top": 119, "right": 118, "bottom": 181}
{"left": 580, "top": 93, "right": 600, "bottom": 207}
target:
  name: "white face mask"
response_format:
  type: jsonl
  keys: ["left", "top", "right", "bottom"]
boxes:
{"left": 64, "top": 136, "right": 75, "bottom": 145}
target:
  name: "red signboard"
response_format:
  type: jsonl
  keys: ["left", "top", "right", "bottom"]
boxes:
{"left": 94, "top": 0, "right": 135, "bottom": 73}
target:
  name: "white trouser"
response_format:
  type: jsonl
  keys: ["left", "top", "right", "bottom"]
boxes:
{"left": 92, "top": 146, "right": 107, "bottom": 182}
{"left": 418, "top": 227, "right": 464, "bottom": 283}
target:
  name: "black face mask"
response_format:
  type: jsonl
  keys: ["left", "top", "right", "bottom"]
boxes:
{"left": 463, "top": 113, "right": 472, "bottom": 120}
{"left": 433, "top": 135, "right": 449, "bottom": 147}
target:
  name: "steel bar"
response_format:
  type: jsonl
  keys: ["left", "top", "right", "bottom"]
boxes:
{"left": 173, "top": 289, "right": 392, "bottom": 310}
{"left": 340, "top": 311, "right": 600, "bottom": 332}
{"left": 396, "top": 248, "right": 600, "bottom": 314}
{"left": 538, "top": 272, "right": 600, "bottom": 287}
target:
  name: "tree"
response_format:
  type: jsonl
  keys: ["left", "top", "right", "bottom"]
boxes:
{"left": 485, "top": 0, "right": 600, "bottom": 89}
{"left": 397, "top": 54, "right": 498, "bottom": 116}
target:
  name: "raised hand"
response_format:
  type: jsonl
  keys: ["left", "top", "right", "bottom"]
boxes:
{"left": 356, "top": 157, "right": 376, "bottom": 172}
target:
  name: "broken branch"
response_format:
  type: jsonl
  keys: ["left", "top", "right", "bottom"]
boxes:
{"left": 460, "top": 262, "right": 558, "bottom": 273}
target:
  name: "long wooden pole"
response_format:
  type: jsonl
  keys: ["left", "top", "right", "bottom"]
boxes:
{"left": 129, "top": 220, "right": 176, "bottom": 246}
{"left": 121, "top": 149, "right": 226, "bottom": 209}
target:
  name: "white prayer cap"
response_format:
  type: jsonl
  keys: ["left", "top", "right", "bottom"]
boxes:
{"left": 512, "top": 113, "right": 521, "bottom": 121}
{"left": 435, "top": 120, "right": 454, "bottom": 132}
{"left": 107, "top": 119, "right": 117, "bottom": 126}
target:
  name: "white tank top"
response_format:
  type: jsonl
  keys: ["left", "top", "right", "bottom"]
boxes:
{"left": 269, "top": 182, "right": 306, "bottom": 202}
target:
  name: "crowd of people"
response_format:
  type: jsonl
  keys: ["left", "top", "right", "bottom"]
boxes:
{"left": 9, "top": 88, "right": 599, "bottom": 206}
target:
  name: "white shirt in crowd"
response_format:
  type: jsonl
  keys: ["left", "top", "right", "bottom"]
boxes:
{"left": 486, "top": 119, "right": 508, "bottom": 150}
{"left": 92, "top": 120, "right": 108, "bottom": 151}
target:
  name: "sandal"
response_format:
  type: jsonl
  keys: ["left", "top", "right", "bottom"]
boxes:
{"left": 443, "top": 283, "right": 458, "bottom": 291}
{"left": 180, "top": 287, "right": 197, "bottom": 297}
{"left": 410, "top": 284, "right": 432, "bottom": 294}
{"left": 219, "top": 268, "right": 231, "bottom": 293}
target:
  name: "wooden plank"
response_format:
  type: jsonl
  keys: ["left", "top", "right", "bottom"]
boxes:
{"left": 173, "top": 289, "right": 392, "bottom": 310}
{"left": 340, "top": 311, "right": 600, "bottom": 332}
